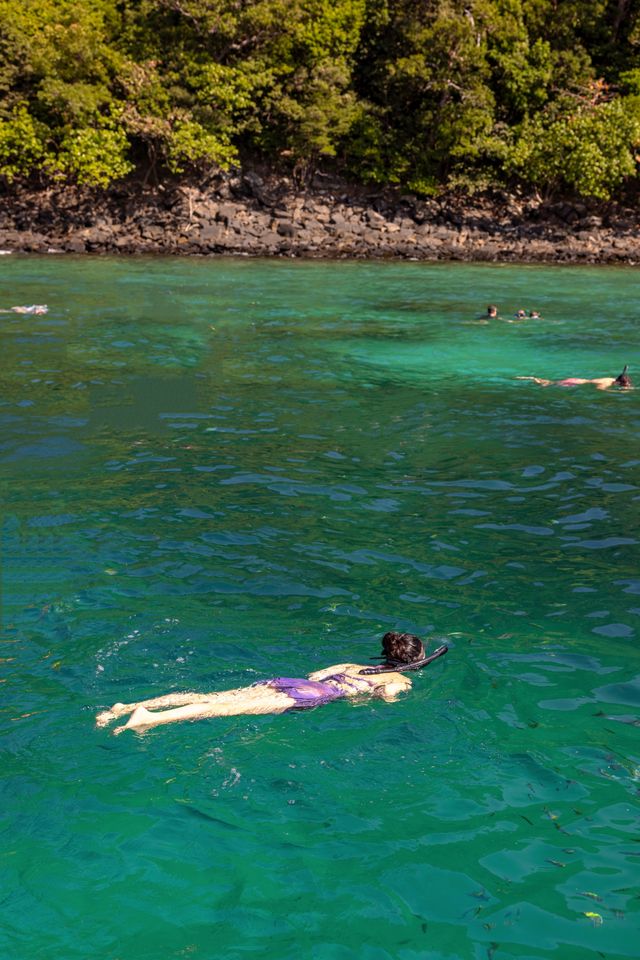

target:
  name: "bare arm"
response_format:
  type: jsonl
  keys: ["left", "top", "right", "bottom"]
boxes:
{"left": 374, "top": 675, "right": 412, "bottom": 701}
{"left": 307, "top": 662, "right": 362, "bottom": 681}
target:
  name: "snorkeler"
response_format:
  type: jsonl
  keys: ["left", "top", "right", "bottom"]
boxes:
{"left": 517, "top": 365, "right": 632, "bottom": 391}
{"left": 0, "top": 305, "right": 48, "bottom": 315}
{"left": 469, "top": 304, "right": 498, "bottom": 323}
{"left": 96, "top": 632, "right": 448, "bottom": 734}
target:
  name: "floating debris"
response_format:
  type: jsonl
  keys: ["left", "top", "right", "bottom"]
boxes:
{"left": 583, "top": 911, "right": 603, "bottom": 926}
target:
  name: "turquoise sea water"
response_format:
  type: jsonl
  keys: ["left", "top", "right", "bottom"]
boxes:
{"left": 1, "top": 257, "right": 639, "bottom": 960}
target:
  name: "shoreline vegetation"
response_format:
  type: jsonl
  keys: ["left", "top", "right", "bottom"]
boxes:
{"left": 2, "top": 1, "right": 640, "bottom": 262}
{"left": 2, "top": 171, "right": 640, "bottom": 263}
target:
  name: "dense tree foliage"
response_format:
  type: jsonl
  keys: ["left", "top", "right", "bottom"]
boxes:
{"left": 1, "top": 0, "right": 639, "bottom": 198}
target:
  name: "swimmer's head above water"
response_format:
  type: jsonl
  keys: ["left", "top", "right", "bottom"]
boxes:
{"left": 615, "top": 365, "right": 632, "bottom": 388}
{"left": 382, "top": 630, "right": 425, "bottom": 663}
{"left": 359, "top": 631, "right": 448, "bottom": 675}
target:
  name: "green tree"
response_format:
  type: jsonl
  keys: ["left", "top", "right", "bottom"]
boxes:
{"left": 0, "top": 103, "right": 46, "bottom": 181}
{"left": 0, "top": 0, "right": 639, "bottom": 197}
{"left": 347, "top": 1, "right": 497, "bottom": 190}
{"left": 504, "top": 95, "right": 640, "bottom": 199}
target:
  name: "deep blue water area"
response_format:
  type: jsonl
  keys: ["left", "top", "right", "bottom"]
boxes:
{"left": 1, "top": 257, "right": 639, "bottom": 960}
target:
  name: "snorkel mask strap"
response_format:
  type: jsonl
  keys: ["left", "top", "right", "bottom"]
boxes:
{"left": 358, "top": 644, "right": 448, "bottom": 675}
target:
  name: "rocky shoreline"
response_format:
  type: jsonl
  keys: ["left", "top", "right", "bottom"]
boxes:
{"left": 1, "top": 171, "right": 639, "bottom": 263}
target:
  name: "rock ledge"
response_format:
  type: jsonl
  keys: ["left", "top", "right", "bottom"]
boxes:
{"left": 1, "top": 173, "right": 639, "bottom": 263}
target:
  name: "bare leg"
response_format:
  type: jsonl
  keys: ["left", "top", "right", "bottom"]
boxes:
{"left": 96, "top": 692, "right": 218, "bottom": 728}
{"left": 114, "top": 702, "right": 222, "bottom": 734}
{"left": 516, "top": 376, "right": 552, "bottom": 386}
{"left": 112, "top": 687, "right": 294, "bottom": 734}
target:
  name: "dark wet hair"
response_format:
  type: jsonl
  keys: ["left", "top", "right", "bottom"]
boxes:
{"left": 381, "top": 631, "right": 425, "bottom": 664}
{"left": 615, "top": 365, "right": 632, "bottom": 387}
{"left": 358, "top": 631, "right": 448, "bottom": 675}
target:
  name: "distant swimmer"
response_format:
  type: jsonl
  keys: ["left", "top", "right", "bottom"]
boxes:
{"left": 0, "top": 304, "right": 48, "bottom": 314}
{"left": 517, "top": 365, "right": 632, "bottom": 391}
{"left": 469, "top": 304, "right": 498, "bottom": 323}
{"left": 505, "top": 307, "right": 540, "bottom": 323}
{"left": 96, "top": 631, "right": 448, "bottom": 734}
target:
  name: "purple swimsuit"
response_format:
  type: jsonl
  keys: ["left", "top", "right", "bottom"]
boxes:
{"left": 556, "top": 378, "right": 584, "bottom": 387}
{"left": 257, "top": 673, "right": 374, "bottom": 710}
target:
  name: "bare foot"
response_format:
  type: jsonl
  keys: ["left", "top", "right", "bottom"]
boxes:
{"left": 113, "top": 705, "right": 155, "bottom": 735}
{"left": 95, "top": 702, "right": 128, "bottom": 728}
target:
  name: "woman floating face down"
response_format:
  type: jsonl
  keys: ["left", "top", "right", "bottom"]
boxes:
{"left": 517, "top": 365, "right": 632, "bottom": 391}
{"left": 96, "top": 632, "right": 448, "bottom": 734}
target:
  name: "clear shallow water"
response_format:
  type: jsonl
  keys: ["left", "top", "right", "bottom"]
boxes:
{"left": 1, "top": 257, "right": 639, "bottom": 960}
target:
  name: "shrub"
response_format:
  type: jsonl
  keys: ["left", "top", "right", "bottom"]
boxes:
{"left": 504, "top": 97, "right": 640, "bottom": 199}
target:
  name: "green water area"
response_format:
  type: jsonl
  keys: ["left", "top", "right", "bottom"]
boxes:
{"left": 1, "top": 257, "right": 639, "bottom": 960}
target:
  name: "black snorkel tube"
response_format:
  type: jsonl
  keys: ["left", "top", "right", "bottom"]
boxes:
{"left": 358, "top": 643, "right": 448, "bottom": 675}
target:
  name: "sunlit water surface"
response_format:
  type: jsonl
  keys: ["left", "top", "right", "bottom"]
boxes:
{"left": 1, "top": 257, "right": 639, "bottom": 960}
